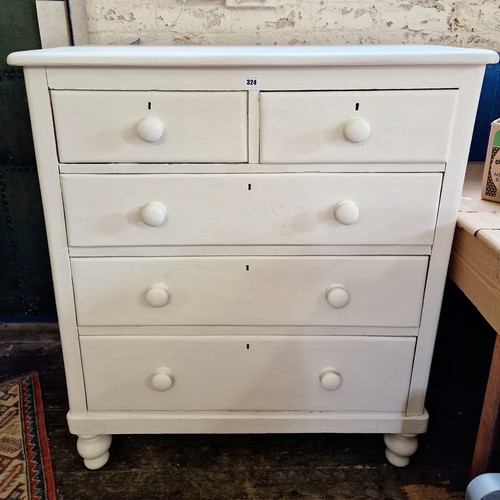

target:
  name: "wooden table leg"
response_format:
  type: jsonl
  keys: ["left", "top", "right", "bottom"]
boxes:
{"left": 470, "top": 333, "right": 500, "bottom": 478}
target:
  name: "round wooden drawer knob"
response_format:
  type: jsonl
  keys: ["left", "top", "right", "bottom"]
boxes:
{"left": 325, "top": 285, "right": 350, "bottom": 309}
{"left": 151, "top": 367, "right": 174, "bottom": 391}
{"left": 343, "top": 116, "right": 371, "bottom": 143}
{"left": 334, "top": 200, "right": 360, "bottom": 225}
{"left": 146, "top": 283, "right": 169, "bottom": 308}
{"left": 141, "top": 201, "right": 167, "bottom": 227}
{"left": 138, "top": 116, "right": 165, "bottom": 142}
{"left": 319, "top": 367, "right": 343, "bottom": 391}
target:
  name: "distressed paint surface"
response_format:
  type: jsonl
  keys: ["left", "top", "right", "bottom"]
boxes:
{"left": 85, "top": 0, "right": 499, "bottom": 48}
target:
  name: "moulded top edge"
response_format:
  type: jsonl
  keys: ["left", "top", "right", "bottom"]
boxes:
{"left": 7, "top": 45, "right": 499, "bottom": 68}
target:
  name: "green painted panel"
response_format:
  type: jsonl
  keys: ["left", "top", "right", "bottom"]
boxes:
{"left": 0, "top": 70, "right": 36, "bottom": 166}
{"left": 0, "top": 165, "right": 55, "bottom": 317}
{"left": 0, "top": 0, "right": 41, "bottom": 67}
{"left": 0, "top": 1, "right": 55, "bottom": 318}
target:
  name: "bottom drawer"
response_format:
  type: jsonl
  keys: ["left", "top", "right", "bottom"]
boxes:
{"left": 81, "top": 336, "right": 415, "bottom": 412}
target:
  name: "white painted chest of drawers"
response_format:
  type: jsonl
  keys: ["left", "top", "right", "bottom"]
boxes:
{"left": 8, "top": 45, "right": 498, "bottom": 469}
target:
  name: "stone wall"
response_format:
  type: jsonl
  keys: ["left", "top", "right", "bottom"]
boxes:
{"left": 84, "top": 0, "right": 499, "bottom": 48}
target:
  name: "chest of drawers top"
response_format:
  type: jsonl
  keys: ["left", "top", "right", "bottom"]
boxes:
{"left": 8, "top": 46, "right": 497, "bottom": 99}
{"left": 7, "top": 44, "right": 497, "bottom": 67}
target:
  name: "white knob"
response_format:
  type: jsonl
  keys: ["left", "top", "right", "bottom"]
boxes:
{"left": 319, "top": 367, "right": 343, "bottom": 391}
{"left": 151, "top": 367, "right": 173, "bottom": 391}
{"left": 334, "top": 200, "right": 360, "bottom": 225}
{"left": 141, "top": 201, "right": 167, "bottom": 227}
{"left": 138, "top": 116, "right": 165, "bottom": 142}
{"left": 325, "top": 285, "right": 350, "bottom": 309}
{"left": 343, "top": 116, "right": 371, "bottom": 143}
{"left": 146, "top": 283, "right": 169, "bottom": 308}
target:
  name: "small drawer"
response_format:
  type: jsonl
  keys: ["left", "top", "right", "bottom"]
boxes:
{"left": 72, "top": 256, "right": 427, "bottom": 327}
{"left": 80, "top": 335, "right": 416, "bottom": 412}
{"left": 51, "top": 90, "right": 248, "bottom": 163}
{"left": 260, "top": 90, "right": 457, "bottom": 163}
{"left": 61, "top": 172, "right": 441, "bottom": 247}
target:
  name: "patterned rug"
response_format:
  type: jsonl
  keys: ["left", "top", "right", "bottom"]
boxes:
{"left": 0, "top": 372, "right": 56, "bottom": 499}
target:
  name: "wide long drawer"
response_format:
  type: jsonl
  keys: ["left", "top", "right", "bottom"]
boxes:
{"left": 61, "top": 173, "right": 442, "bottom": 247}
{"left": 71, "top": 256, "right": 428, "bottom": 327}
{"left": 51, "top": 90, "right": 248, "bottom": 163}
{"left": 80, "top": 335, "right": 416, "bottom": 412}
{"left": 260, "top": 90, "right": 457, "bottom": 163}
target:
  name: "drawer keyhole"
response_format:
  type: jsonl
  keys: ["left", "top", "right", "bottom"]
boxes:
{"left": 355, "top": 102, "right": 359, "bottom": 111}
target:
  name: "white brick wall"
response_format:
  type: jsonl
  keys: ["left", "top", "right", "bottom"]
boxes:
{"left": 85, "top": 0, "right": 499, "bottom": 48}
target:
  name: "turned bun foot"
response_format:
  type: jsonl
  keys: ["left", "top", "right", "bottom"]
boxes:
{"left": 383, "top": 433, "right": 419, "bottom": 467}
{"left": 76, "top": 434, "right": 112, "bottom": 470}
